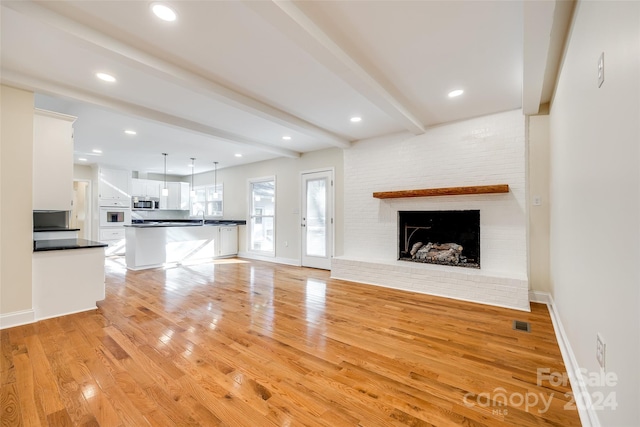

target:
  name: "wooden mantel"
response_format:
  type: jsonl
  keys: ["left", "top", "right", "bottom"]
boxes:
{"left": 373, "top": 184, "right": 509, "bottom": 199}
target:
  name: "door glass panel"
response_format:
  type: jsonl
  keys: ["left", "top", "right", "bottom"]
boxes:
{"left": 305, "top": 178, "right": 326, "bottom": 257}
{"left": 250, "top": 180, "right": 275, "bottom": 254}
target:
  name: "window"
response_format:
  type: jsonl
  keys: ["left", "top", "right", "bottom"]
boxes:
{"left": 191, "top": 183, "right": 223, "bottom": 217}
{"left": 249, "top": 177, "right": 275, "bottom": 255}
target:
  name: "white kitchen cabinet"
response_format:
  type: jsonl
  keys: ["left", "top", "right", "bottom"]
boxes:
{"left": 98, "top": 167, "right": 130, "bottom": 206}
{"left": 33, "top": 109, "right": 76, "bottom": 211}
{"left": 160, "top": 182, "right": 189, "bottom": 210}
{"left": 33, "top": 248, "right": 105, "bottom": 320}
{"left": 131, "top": 178, "right": 144, "bottom": 197}
{"left": 219, "top": 226, "right": 238, "bottom": 256}
{"left": 131, "top": 178, "right": 161, "bottom": 198}
{"left": 145, "top": 180, "right": 161, "bottom": 198}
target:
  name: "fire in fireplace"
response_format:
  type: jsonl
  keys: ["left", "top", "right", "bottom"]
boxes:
{"left": 398, "top": 210, "right": 480, "bottom": 268}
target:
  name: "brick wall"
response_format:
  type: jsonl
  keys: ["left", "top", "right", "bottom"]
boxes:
{"left": 333, "top": 109, "right": 529, "bottom": 310}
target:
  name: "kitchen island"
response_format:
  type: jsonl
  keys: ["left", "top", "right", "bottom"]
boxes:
{"left": 125, "top": 220, "right": 242, "bottom": 270}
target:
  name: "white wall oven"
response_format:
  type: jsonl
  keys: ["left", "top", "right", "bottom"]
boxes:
{"left": 99, "top": 207, "right": 131, "bottom": 228}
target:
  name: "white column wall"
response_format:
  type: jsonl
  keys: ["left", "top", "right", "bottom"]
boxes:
{"left": 549, "top": 1, "right": 640, "bottom": 425}
{"left": 0, "top": 85, "right": 35, "bottom": 329}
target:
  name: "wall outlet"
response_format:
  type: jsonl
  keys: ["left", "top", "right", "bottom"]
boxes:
{"left": 533, "top": 196, "right": 542, "bottom": 206}
{"left": 596, "top": 333, "right": 606, "bottom": 370}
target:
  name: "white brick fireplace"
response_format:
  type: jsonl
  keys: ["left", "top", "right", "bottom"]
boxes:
{"left": 332, "top": 109, "right": 530, "bottom": 311}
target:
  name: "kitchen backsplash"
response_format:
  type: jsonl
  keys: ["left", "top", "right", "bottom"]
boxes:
{"left": 131, "top": 210, "right": 191, "bottom": 221}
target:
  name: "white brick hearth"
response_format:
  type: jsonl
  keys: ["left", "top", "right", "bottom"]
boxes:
{"left": 332, "top": 258, "right": 529, "bottom": 310}
{"left": 334, "top": 109, "right": 530, "bottom": 311}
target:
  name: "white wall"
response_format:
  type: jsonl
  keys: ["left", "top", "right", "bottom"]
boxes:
{"left": 343, "top": 110, "right": 527, "bottom": 274}
{"left": 0, "top": 85, "right": 34, "bottom": 327}
{"left": 549, "top": 1, "right": 640, "bottom": 425}
{"left": 528, "top": 115, "right": 551, "bottom": 292}
{"left": 193, "top": 148, "right": 343, "bottom": 263}
{"left": 335, "top": 109, "right": 529, "bottom": 309}
{"left": 73, "top": 164, "right": 93, "bottom": 181}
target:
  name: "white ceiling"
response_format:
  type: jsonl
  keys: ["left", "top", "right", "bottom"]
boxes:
{"left": 0, "top": 0, "right": 570, "bottom": 176}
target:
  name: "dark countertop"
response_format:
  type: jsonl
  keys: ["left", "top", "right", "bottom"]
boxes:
{"left": 34, "top": 238, "right": 108, "bottom": 252}
{"left": 127, "top": 219, "right": 246, "bottom": 228}
{"left": 33, "top": 227, "right": 81, "bottom": 232}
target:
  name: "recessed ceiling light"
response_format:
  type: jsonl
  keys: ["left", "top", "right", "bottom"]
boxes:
{"left": 235, "top": 153, "right": 243, "bottom": 158}
{"left": 448, "top": 89, "right": 464, "bottom": 98}
{"left": 350, "top": 116, "right": 362, "bottom": 123}
{"left": 96, "top": 72, "right": 116, "bottom": 83}
{"left": 282, "top": 136, "right": 291, "bottom": 140}
{"left": 151, "top": 3, "right": 177, "bottom": 21}
{"left": 92, "top": 149, "right": 102, "bottom": 154}
{"left": 78, "top": 158, "right": 87, "bottom": 161}
{"left": 124, "top": 129, "right": 137, "bottom": 135}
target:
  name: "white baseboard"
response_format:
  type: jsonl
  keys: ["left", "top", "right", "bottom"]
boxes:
{"left": 237, "top": 252, "right": 300, "bottom": 267}
{"left": 36, "top": 306, "right": 98, "bottom": 322}
{"left": 529, "top": 291, "right": 600, "bottom": 427}
{"left": 528, "top": 290, "right": 552, "bottom": 304}
{"left": 0, "top": 309, "right": 35, "bottom": 330}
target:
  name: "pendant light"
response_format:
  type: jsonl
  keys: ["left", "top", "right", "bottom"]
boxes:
{"left": 162, "top": 153, "right": 169, "bottom": 196}
{"left": 190, "top": 157, "right": 196, "bottom": 197}
{"left": 213, "top": 161, "right": 219, "bottom": 198}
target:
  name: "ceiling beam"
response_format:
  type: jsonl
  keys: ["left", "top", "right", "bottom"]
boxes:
{"left": 1, "top": 70, "right": 301, "bottom": 159}
{"left": 2, "top": 0, "right": 350, "bottom": 149}
{"left": 541, "top": 0, "right": 577, "bottom": 105}
{"left": 523, "top": 0, "right": 557, "bottom": 115}
{"left": 246, "top": 0, "right": 426, "bottom": 135}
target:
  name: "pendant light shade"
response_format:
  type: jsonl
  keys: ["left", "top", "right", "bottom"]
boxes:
{"left": 190, "top": 157, "right": 196, "bottom": 197}
{"left": 161, "top": 153, "right": 169, "bottom": 196}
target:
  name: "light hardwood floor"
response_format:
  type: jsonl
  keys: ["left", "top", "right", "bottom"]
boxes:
{"left": 1, "top": 257, "right": 581, "bottom": 426}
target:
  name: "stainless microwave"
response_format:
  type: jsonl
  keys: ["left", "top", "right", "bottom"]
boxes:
{"left": 132, "top": 200, "right": 159, "bottom": 209}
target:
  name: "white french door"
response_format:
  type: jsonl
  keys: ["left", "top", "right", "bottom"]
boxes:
{"left": 301, "top": 170, "right": 333, "bottom": 270}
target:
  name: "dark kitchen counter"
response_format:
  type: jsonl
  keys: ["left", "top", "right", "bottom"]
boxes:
{"left": 127, "top": 219, "right": 246, "bottom": 228}
{"left": 33, "top": 227, "right": 81, "bottom": 232}
{"left": 34, "top": 238, "right": 108, "bottom": 252}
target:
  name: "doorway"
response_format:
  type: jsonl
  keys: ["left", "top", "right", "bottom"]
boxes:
{"left": 301, "top": 170, "right": 333, "bottom": 270}
{"left": 71, "top": 180, "right": 91, "bottom": 239}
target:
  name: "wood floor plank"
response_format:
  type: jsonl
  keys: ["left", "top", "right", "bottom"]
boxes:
{"left": 0, "top": 331, "right": 16, "bottom": 388}
{"left": 2, "top": 257, "right": 581, "bottom": 426}
{"left": 1, "top": 383, "right": 22, "bottom": 427}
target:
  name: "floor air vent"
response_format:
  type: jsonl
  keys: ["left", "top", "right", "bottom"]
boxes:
{"left": 513, "top": 320, "right": 531, "bottom": 333}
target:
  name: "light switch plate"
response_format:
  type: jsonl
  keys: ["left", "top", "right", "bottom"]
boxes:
{"left": 598, "top": 52, "right": 605, "bottom": 87}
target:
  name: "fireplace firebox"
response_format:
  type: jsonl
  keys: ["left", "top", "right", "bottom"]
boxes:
{"left": 398, "top": 210, "right": 480, "bottom": 268}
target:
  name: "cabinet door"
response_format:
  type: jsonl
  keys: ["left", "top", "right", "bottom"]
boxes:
{"left": 131, "top": 178, "right": 144, "bottom": 197}
{"left": 99, "top": 168, "right": 130, "bottom": 201}
{"left": 145, "top": 181, "right": 160, "bottom": 198}
{"left": 219, "top": 226, "right": 238, "bottom": 256}
{"left": 114, "top": 169, "right": 130, "bottom": 199}
{"left": 33, "top": 110, "right": 75, "bottom": 211}
{"left": 168, "top": 182, "right": 181, "bottom": 209}
{"left": 180, "top": 182, "right": 190, "bottom": 210}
